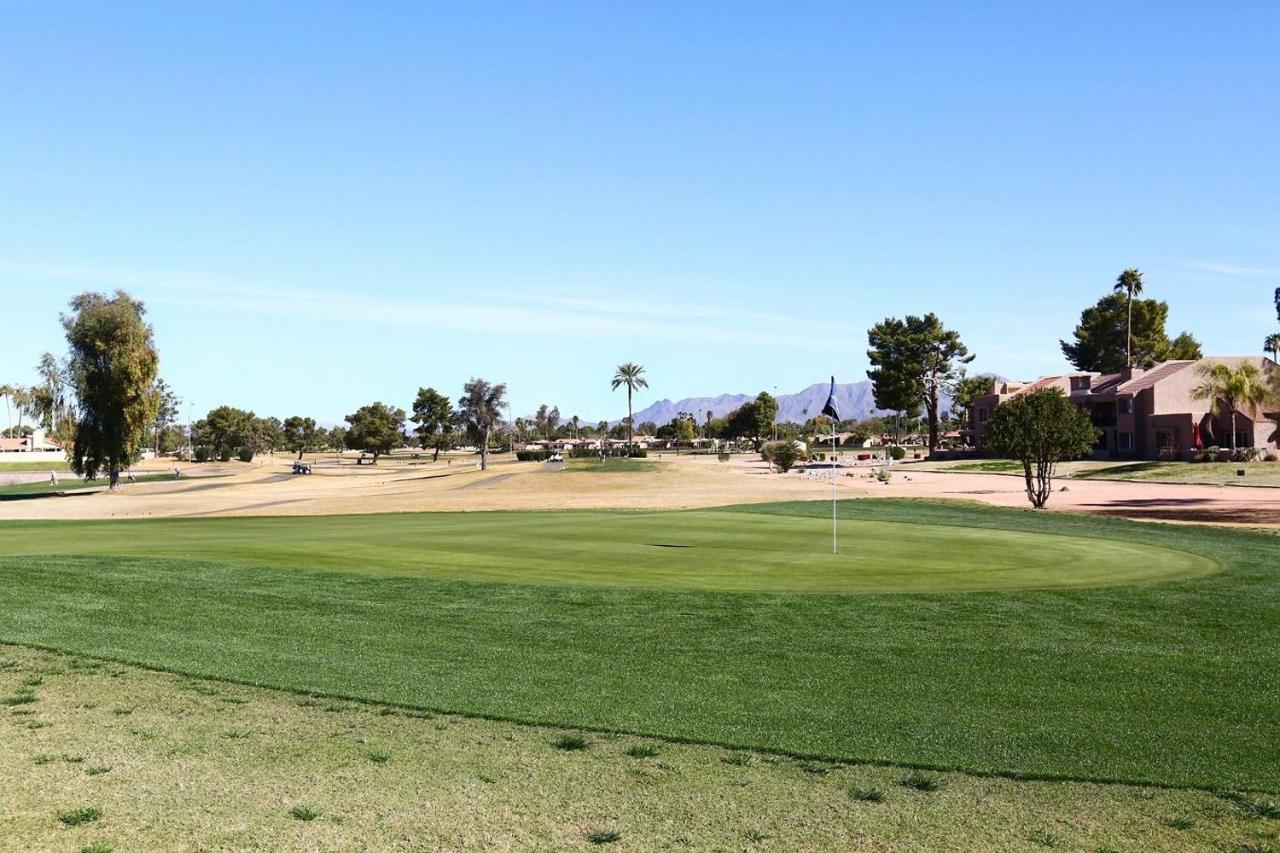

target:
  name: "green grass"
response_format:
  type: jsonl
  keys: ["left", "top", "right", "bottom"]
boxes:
{"left": 1071, "top": 461, "right": 1280, "bottom": 486}
{"left": 57, "top": 806, "right": 102, "bottom": 826}
{"left": 0, "top": 500, "right": 1274, "bottom": 791}
{"left": 933, "top": 458, "right": 1280, "bottom": 486}
{"left": 561, "top": 457, "right": 661, "bottom": 473}
{"left": 943, "top": 460, "right": 1025, "bottom": 473}
{"left": 0, "top": 506, "right": 1215, "bottom": 594}
{"left": 0, "top": 460, "right": 72, "bottom": 472}
{"left": 0, "top": 473, "right": 176, "bottom": 501}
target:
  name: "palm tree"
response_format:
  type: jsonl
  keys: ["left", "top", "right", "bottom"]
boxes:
{"left": 1264, "top": 333, "right": 1280, "bottom": 362}
{"left": 457, "top": 377, "right": 507, "bottom": 471}
{"left": 1113, "top": 268, "right": 1144, "bottom": 368}
{"left": 610, "top": 363, "right": 649, "bottom": 448}
{"left": 571, "top": 414, "right": 580, "bottom": 438}
{"left": 1191, "top": 361, "right": 1275, "bottom": 454}
{"left": 0, "top": 384, "right": 13, "bottom": 438}
{"left": 8, "top": 386, "right": 31, "bottom": 440}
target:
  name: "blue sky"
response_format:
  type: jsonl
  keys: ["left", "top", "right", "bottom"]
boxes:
{"left": 2, "top": 2, "right": 1278, "bottom": 424}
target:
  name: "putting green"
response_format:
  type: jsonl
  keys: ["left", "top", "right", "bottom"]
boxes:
{"left": 0, "top": 508, "right": 1217, "bottom": 593}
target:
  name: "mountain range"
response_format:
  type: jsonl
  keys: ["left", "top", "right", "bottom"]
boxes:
{"left": 617, "top": 380, "right": 954, "bottom": 426}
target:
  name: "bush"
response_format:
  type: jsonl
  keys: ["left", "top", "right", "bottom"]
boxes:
{"left": 762, "top": 441, "right": 801, "bottom": 473}
{"left": 236, "top": 447, "right": 255, "bottom": 463}
{"left": 1235, "top": 447, "right": 1261, "bottom": 462}
{"left": 194, "top": 446, "right": 212, "bottom": 463}
{"left": 717, "top": 452, "right": 731, "bottom": 462}
{"left": 888, "top": 445, "right": 906, "bottom": 461}
{"left": 1264, "top": 452, "right": 1278, "bottom": 463}
{"left": 627, "top": 448, "right": 647, "bottom": 458}
{"left": 1201, "top": 446, "right": 1223, "bottom": 462}
{"left": 516, "top": 449, "right": 549, "bottom": 462}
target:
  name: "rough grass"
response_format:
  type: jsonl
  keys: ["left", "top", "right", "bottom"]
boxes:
{"left": 1, "top": 645, "right": 1272, "bottom": 851}
{"left": 0, "top": 501, "right": 1273, "bottom": 792}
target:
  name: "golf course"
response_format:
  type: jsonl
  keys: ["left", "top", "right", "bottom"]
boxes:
{"left": 1, "top": 499, "right": 1273, "bottom": 800}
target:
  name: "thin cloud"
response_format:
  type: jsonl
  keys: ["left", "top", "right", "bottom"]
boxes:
{"left": 1180, "top": 260, "right": 1280, "bottom": 279}
{"left": 0, "top": 260, "right": 854, "bottom": 352}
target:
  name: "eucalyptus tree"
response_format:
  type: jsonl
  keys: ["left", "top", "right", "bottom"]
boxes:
{"left": 458, "top": 377, "right": 507, "bottom": 471}
{"left": 150, "top": 378, "right": 181, "bottom": 456}
{"left": 61, "top": 291, "right": 160, "bottom": 488}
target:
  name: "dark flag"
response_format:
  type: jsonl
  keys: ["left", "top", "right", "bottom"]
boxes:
{"left": 821, "top": 376, "right": 840, "bottom": 420}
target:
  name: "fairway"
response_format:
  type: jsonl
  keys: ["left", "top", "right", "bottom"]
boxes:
{"left": 0, "top": 500, "right": 1274, "bottom": 792}
{"left": 0, "top": 507, "right": 1216, "bottom": 594}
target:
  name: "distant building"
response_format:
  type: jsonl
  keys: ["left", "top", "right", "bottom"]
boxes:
{"left": 970, "top": 357, "right": 1279, "bottom": 460}
{"left": 0, "top": 429, "right": 62, "bottom": 453}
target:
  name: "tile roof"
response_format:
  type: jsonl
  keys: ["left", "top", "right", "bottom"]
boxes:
{"left": 1116, "top": 360, "right": 1194, "bottom": 394}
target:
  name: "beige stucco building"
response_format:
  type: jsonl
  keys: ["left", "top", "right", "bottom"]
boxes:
{"left": 970, "top": 357, "right": 1279, "bottom": 460}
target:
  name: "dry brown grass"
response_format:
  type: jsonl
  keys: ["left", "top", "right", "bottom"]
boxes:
{"left": 4, "top": 451, "right": 1279, "bottom": 527}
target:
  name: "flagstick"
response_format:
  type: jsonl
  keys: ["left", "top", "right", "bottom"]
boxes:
{"left": 831, "top": 426, "right": 837, "bottom": 554}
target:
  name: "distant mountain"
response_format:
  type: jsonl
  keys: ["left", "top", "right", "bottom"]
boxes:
{"left": 618, "top": 380, "right": 954, "bottom": 425}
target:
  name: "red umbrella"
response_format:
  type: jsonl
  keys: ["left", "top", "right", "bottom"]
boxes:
{"left": 1192, "top": 421, "right": 1203, "bottom": 450}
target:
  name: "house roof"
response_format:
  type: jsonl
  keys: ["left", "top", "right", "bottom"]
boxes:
{"left": 1115, "top": 360, "right": 1194, "bottom": 394}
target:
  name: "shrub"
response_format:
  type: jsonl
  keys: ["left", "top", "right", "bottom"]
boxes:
{"left": 236, "top": 447, "right": 255, "bottom": 463}
{"left": 1202, "top": 446, "right": 1222, "bottom": 462}
{"left": 900, "top": 771, "right": 939, "bottom": 791}
{"left": 553, "top": 734, "right": 589, "bottom": 751}
{"left": 627, "top": 448, "right": 647, "bottom": 458}
{"left": 217, "top": 449, "right": 233, "bottom": 462}
{"left": 888, "top": 445, "right": 906, "bottom": 461}
{"left": 717, "top": 452, "right": 731, "bottom": 462}
{"left": 57, "top": 807, "right": 102, "bottom": 826}
{"left": 762, "top": 441, "right": 801, "bottom": 473}
{"left": 516, "top": 449, "right": 549, "bottom": 462}
{"left": 194, "top": 446, "right": 212, "bottom": 463}
{"left": 1158, "top": 447, "right": 1179, "bottom": 461}
{"left": 1265, "top": 452, "right": 1279, "bottom": 463}
{"left": 1235, "top": 447, "right": 1261, "bottom": 462}
{"left": 1028, "top": 829, "right": 1062, "bottom": 848}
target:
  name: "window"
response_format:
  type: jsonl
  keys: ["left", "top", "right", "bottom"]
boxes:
{"left": 1119, "top": 398, "right": 1133, "bottom": 415}
{"left": 1155, "top": 431, "right": 1172, "bottom": 450}
{"left": 1118, "top": 432, "right": 1133, "bottom": 451}
{"left": 978, "top": 408, "right": 988, "bottom": 423}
